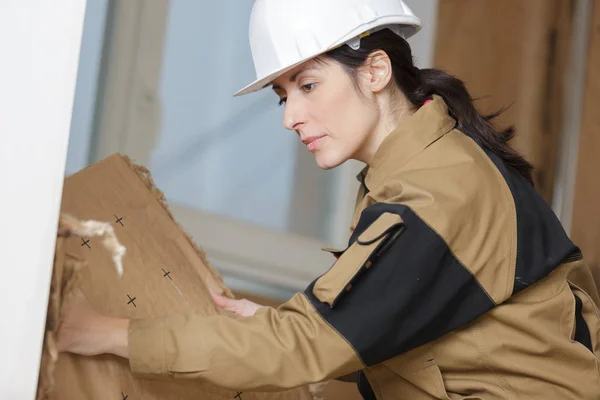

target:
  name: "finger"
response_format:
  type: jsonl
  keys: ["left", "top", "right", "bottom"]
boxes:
{"left": 210, "top": 290, "right": 243, "bottom": 314}
{"left": 209, "top": 289, "right": 228, "bottom": 307}
{"left": 209, "top": 289, "right": 262, "bottom": 317}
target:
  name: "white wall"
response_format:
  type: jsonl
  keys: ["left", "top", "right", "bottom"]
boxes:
{"left": 0, "top": 1, "right": 87, "bottom": 397}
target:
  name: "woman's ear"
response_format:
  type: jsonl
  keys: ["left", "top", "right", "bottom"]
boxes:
{"left": 359, "top": 50, "right": 393, "bottom": 93}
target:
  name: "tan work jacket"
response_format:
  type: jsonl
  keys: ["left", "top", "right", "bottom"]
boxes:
{"left": 128, "top": 96, "right": 600, "bottom": 399}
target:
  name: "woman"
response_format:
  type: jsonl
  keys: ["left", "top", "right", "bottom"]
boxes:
{"left": 57, "top": 0, "right": 600, "bottom": 398}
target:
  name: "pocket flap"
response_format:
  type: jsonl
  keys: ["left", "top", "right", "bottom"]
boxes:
{"left": 313, "top": 212, "right": 404, "bottom": 307}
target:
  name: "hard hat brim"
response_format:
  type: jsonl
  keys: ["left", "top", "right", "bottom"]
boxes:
{"left": 233, "top": 52, "right": 327, "bottom": 97}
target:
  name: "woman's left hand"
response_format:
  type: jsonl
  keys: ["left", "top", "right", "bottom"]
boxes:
{"left": 210, "top": 290, "right": 263, "bottom": 317}
{"left": 56, "top": 288, "right": 129, "bottom": 358}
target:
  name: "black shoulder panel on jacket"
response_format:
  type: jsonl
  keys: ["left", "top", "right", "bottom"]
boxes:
{"left": 483, "top": 151, "right": 581, "bottom": 295}
{"left": 304, "top": 202, "right": 495, "bottom": 366}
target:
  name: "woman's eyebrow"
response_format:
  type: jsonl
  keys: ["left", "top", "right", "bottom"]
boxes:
{"left": 272, "top": 66, "right": 319, "bottom": 90}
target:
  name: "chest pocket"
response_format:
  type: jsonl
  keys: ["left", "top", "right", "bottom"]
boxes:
{"left": 312, "top": 212, "right": 404, "bottom": 308}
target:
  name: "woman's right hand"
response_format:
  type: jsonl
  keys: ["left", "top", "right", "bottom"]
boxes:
{"left": 210, "top": 290, "right": 263, "bottom": 317}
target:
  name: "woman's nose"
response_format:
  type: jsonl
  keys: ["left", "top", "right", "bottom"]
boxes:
{"left": 282, "top": 100, "right": 305, "bottom": 131}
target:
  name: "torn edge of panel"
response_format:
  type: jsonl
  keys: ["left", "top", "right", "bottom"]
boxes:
{"left": 121, "top": 154, "right": 234, "bottom": 299}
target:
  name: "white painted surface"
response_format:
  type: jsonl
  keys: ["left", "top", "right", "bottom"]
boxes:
{"left": 0, "top": 0, "right": 86, "bottom": 397}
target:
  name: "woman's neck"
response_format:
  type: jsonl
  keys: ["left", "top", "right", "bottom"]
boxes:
{"left": 360, "top": 97, "right": 415, "bottom": 166}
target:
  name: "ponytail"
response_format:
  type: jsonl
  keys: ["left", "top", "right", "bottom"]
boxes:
{"left": 413, "top": 68, "right": 534, "bottom": 185}
{"left": 325, "top": 29, "right": 535, "bottom": 185}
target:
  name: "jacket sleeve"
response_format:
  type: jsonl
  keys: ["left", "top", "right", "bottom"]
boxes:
{"left": 128, "top": 200, "right": 499, "bottom": 389}
{"left": 128, "top": 292, "right": 365, "bottom": 391}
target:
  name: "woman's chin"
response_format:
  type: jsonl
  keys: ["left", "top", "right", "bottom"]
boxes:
{"left": 314, "top": 151, "right": 345, "bottom": 170}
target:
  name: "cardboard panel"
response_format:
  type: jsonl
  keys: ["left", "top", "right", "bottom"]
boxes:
{"left": 37, "top": 154, "right": 314, "bottom": 400}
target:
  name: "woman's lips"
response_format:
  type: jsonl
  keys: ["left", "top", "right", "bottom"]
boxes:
{"left": 302, "top": 135, "right": 326, "bottom": 152}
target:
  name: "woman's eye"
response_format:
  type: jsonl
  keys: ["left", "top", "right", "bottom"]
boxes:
{"left": 277, "top": 84, "right": 314, "bottom": 106}
{"left": 301, "top": 83, "right": 316, "bottom": 92}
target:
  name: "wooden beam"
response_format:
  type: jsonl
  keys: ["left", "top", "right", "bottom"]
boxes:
{"left": 433, "top": 0, "right": 575, "bottom": 203}
{"left": 551, "top": 0, "right": 593, "bottom": 229}
{"left": 571, "top": 0, "right": 600, "bottom": 286}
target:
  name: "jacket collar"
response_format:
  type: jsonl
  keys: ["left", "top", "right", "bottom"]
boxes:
{"left": 357, "top": 95, "right": 457, "bottom": 191}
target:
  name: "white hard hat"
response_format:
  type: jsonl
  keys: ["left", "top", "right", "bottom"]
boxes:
{"left": 234, "top": 0, "right": 422, "bottom": 97}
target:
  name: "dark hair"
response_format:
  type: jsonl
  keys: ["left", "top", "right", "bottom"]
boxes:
{"left": 324, "top": 28, "right": 535, "bottom": 185}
